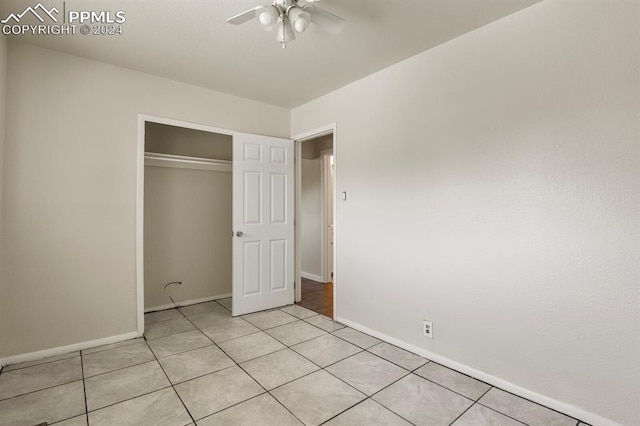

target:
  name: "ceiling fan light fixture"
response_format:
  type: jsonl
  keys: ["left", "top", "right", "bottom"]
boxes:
{"left": 276, "top": 16, "right": 296, "bottom": 48}
{"left": 257, "top": 5, "right": 280, "bottom": 29}
{"left": 227, "top": 0, "right": 345, "bottom": 47}
{"left": 287, "top": 7, "right": 310, "bottom": 33}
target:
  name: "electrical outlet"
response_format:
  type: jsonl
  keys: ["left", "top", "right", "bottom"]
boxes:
{"left": 423, "top": 320, "right": 433, "bottom": 338}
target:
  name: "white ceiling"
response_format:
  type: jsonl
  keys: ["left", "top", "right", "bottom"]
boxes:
{"left": 1, "top": 0, "right": 541, "bottom": 108}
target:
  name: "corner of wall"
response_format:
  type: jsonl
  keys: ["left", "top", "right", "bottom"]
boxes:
{"left": 0, "top": 34, "right": 7, "bottom": 229}
{"left": 0, "top": 33, "right": 8, "bottom": 361}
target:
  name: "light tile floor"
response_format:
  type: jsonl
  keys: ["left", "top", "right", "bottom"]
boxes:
{"left": 0, "top": 298, "right": 588, "bottom": 426}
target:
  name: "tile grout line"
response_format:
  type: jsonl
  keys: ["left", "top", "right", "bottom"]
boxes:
{"left": 446, "top": 402, "right": 478, "bottom": 426}
{"left": 149, "top": 306, "right": 208, "bottom": 425}
{"left": 80, "top": 338, "right": 141, "bottom": 356}
{"left": 80, "top": 317, "right": 192, "bottom": 417}
{"left": 476, "top": 384, "right": 493, "bottom": 401}
{"left": 262, "top": 329, "right": 329, "bottom": 348}
{"left": 202, "top": 302, "right": 338, "bottom": 424}
{"left": 22, "top": 301, "right": 582, "bottom": 426}
{"left": 475, "top": 391, "right": 579, "bottom": 424}
{"left": 365, "top": 342, "right": 430, "bottom": 372}
{"left": 317, "top": 396, "right": 418, "bottom": 426}
{"left": 80, "top": 342, "right": 156, "bottom": 380}
{"left": 410, "top": 371, "right": 484, "bottom": 403}
{"left": 361, "top": 342, "right": 576, "bottom": 425}
{"left": 1, "top": 352, "right": 81, "bottom": 373}
{"left": 314, "top": 350, "right": 493, "bottom": 426}
{"left": 52, "top": 301, "right": 578, "bottom": 426}
{"left": 79, "top": 350, "right": 89, "bottom": 425}
{"left": 62, "top": 342, "right": 526, "bottom": 426}
{"left": 82, "top": 357, "right": 157, "bottom": 381}
{"left": 178, "top": 305, "right": 309, "bottom": 426}
{"left": 421, "top": 359, "right": 494, "bottom": 388}
{"left": 472, "top": 401, "right": 531, "bottom": 426}
{"left": 316, "top": 370, "right": 418, "bottom": 426}
{"left": 3, "top": 301, "right": 581, "bottom": 425}
{"left": 150, "top": 342, "right": 215, "bottom": 361}
{"left": 82, "top": 385, "right": 174, "bottom": 416}
{"left": 271, "top": 314, "right": 491, "bottom": 425}
{"left": 0, "top": 376, "right": 86, "bottom": 404}
{"left": 474, "top": 400, "right": 536, "bottom": 426}
{"left": 253, "top": 316, "right": 421, "bottom": 424}
{"left": 185, "top": 304, "right": 422, "bottom": 424}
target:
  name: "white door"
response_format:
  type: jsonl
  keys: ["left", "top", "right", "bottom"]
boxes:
{"left": 232, "top": 132, "right": 295, "bottom": 315}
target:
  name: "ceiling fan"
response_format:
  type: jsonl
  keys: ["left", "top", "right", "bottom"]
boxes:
{"left": 227, "top": 0, "right": 345, "bottom": 49}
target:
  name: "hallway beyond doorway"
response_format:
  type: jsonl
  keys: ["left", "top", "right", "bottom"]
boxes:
{"left": 297, "top": 278, "right": 333, "bottom": 318}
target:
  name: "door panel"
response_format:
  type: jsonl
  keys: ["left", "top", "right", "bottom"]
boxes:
{"left": 233, "top": 132, "right": 294, "bottom": 315}
{"left": 244, "top": 172, "right": 262, "bottom": 224}
{"left": 270, "top": 239, "right": 287, "bottom": 290}
{"left": 242, "top": 241, "right": 262, "bottom": 296}
{"left": 271, "top": 174, "right": 287, "bottom": 224}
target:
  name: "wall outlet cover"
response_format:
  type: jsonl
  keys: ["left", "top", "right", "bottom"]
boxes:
{"left": 423, "top": 320, "right": 433, "bottom": 338}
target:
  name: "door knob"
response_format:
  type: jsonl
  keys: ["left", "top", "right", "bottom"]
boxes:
{"left": 236, "top": 231, "right": 244, "bottom": 237}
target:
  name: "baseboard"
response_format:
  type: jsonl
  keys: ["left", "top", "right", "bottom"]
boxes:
{"left": 144, "top": 293, "right": 232, "bottom": 313}
{"left": 0, "top": 331, "right": 140, "bottom": 368}
{"left": 301, "top": 272, "right": 323, "bottom": 282}
{"left": 336, "top": 316, "right": 622, "bottom": 426}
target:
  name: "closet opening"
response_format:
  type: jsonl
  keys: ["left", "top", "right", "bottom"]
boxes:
{"left": 142, "top": 122, "right": 233, "bottom": 315}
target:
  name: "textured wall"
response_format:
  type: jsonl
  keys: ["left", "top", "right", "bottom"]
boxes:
{"left": 301, "top": 158, "right": 322, "bottom": 279}
{"left": 0, "top": 41, "right": 289, "bottom": 359}
{"left": 144, "top": 166, "right": 231, "bottom": 310}
{"left": 291, "top": 1, "right": 639, "bottom": 424}
{"left": 0, "top": 34, "right": 6, "bottom": 330}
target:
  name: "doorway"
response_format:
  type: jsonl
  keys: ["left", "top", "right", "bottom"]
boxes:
{"left": 295, "top": 131, "right": 336, "bottom": 318}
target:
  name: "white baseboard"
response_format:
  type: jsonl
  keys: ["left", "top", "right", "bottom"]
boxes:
{"left": 1, "top": 293, "right": 234, "bottom": 368}
{"left": 0, "top": 331, "right": 140, "bottom": 368}
{"left": 144, "top": 293, "right": 232, "bottom": 313}
{"left": 301, "top": 272, "right": 323, "bottom": 282}
{"left": 336, "top": 316, "right": 622, "bottom": 426}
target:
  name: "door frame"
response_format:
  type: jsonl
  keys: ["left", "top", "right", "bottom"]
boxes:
{"left": 320, "top": 149, "right": 334, "bottom": 283}
{"left": 135, "top": 114, "right": 233, "bottom": 336}
{"left": 293, "top": 123, "right": 337, "bottom": 319}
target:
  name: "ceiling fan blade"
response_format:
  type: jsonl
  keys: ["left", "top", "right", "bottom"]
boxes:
{"left": 305, "top": 5, "right": 345, "bottom": 34}
{"left": 227, "top": 7, "right": 260, "bottom": 25}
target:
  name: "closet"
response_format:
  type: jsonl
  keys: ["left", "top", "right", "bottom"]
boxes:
{"left": 143, "top": 122, "right": 232, "bottom": 312}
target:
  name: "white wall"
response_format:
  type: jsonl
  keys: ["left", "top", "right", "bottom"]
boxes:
{"left": 0, "top": 34, "right": 6, "bottom": 221}
{"left": 145, "top": 122, "right": 232, "bottom": 160}
{"left": 144, "top": 166, "right": 231, "bottom": 310}
{"left": 0, "top": 41, "right": 289, "bottom": 360}
{"left": 291, "top": 1, "right": 639, "bottom": 425}
{"left": 301, "top": 158, "right": 322, "bottom": 280}
{"left": 0, "top": 34, "right": 7, "bottom": 329}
